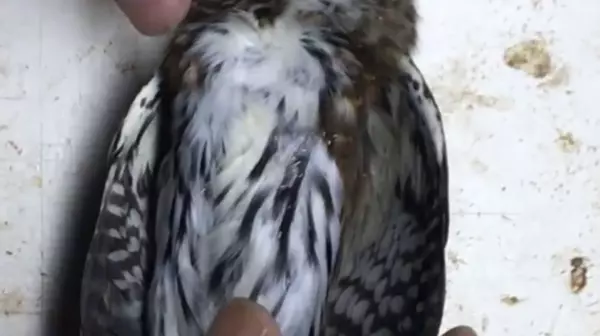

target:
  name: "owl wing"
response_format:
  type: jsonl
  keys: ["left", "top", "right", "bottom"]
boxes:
{"left": 80, "top": 74, "right": 162, "bottom": 336}
{"left": 323, "top": 55, "right": 449, "bottom": 336}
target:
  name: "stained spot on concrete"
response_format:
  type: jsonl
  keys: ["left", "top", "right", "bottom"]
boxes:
{"left": 430, "top": 60, "right": 513, "bottom": 112}
{"left": 6, "top": 140, "right": 22, "bottom": 155}
{"left": 501, "top": 295, "right": 522, "bottom": 306}
{"left": 461, "top": 90, "right": 501, "bottom": 110}
{"left": 0, "top": 125, "right": 8, "bottom": 132}
{"left": 539, "top": 66, "right": 570, "bottom": 88}
{"left": 0, "top": 289, "right": 24, "bottom": 315}
{"left": 504, "top": 39, "right": 552, "bottom": 78}
{"left": 570, "top": 257, "right": 587, "bottom": 294}
{"left": 448, "top": 250, "right": 466, "bottom": 269}
{"left": 0, "top": 64, "right": 7, "bottom": 78}
{"left": 470, "top": 159, "right": 489, "bottom": 173}
{"left": 555, "top": 130, "right": 580, "bottom": 153}
{"left": 32, "top": 176, "right": 42, "bottom": 188}
{"left": 116, "top": 62, "right": 137, "bottom": 75}
{"left": 76, "top": 45, "right": 96, "bottom": 63}
{"left": 481, "top": 316, "right": 489, "bottom": 332}
{"left": 437, "top": 86, "right": 508, "bottom": 112}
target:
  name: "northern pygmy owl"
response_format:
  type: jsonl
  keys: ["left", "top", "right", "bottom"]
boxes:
{"left": 80, "top": 0, "right": 449, "bottom": 335}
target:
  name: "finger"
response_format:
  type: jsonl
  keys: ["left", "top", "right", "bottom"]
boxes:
{"left": 442, "top": 325, "right": 478, "bottom": 336}
{"left": 208, "top": 298, "right": 282, "bottom": 336}
{"left": 116, "top": 0, "right": 191, "bottom": 36}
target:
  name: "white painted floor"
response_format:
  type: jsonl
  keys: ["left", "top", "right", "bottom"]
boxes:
{"left": 0, "top": 0, "right": 598, "bottom": 335}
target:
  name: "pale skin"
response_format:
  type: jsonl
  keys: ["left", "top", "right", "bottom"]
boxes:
{"left": 210, "top": 298, "right": 478, "bottom": 336}
{"left": 115, "top": 0, "right": 191, "bottom": 36}
{"left": 115, "top": 2, "right": 477, "bottom": 335}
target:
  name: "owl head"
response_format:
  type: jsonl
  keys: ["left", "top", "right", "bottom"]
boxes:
{"left": 184, "top": 0, "right": 418, "bottom": 54}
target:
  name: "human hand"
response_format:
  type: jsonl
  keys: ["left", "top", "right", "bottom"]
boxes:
{"left": 442, "top": 326, "right": 478, "bottom": 336}
{"left": 208, "top": 298, "right": 282, "bottom": 336}
{"left": 209, "top": 298, "right": 477, "bottom": 336}
{"left": 115, "top": 0, "right": 191, "bottom": 36}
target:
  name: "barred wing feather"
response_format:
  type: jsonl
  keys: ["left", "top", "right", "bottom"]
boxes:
{"left": 80, "top": 75, "right": 162, "bottom": 336}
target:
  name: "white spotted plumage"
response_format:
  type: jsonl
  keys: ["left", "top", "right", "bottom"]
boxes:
{"left": 147, "top": 12, "right": 345, "bottom": 336}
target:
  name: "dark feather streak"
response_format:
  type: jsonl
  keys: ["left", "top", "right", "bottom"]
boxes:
{"left": 271, "top": 273, "right": 290, "bottom": 317}
{"left": 214, "top": 183, "right": 232, "bottom": 205}
{"left": 305, "top": 198, "right": 318, "bottom": 267}
{"left": 273, "top": 150, "right": 310, "bottom": 276}
{"left": 248, "top": 134, "right": 277, "bottom": 180}
{"left": 126, "top": 112, "right": 157, "bottom": 162}
{"left": 249, "top": 273, "right": 266, "bottom": 301}
{"left": 239, "top": 189, "right": 268, "bottom": 239}
{"left": 175, "top": 191, "right": 191, "bottom": 246}
{"left": 175, "top": 265, "right": 194, "bottom": 322}
{"left": 199, "top": 144, "right": 208, "bottom": 177}
{"left": 313, "top": 173, "right": 334, "bottom": 217}
{"left": 209, "top": 190, "right": 268, "bottom": 291}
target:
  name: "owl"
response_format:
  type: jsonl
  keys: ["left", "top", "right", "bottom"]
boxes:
{"left": 79, "top": 0, "right": 449, "bottom": 335}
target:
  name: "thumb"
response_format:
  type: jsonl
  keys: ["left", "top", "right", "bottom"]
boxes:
{"left": 208, "top": 298, "right": 282, "bottom": 336}
{"left": 116, "top": 0, "right": 191, "bottom": 36}
{"left": 442, "top": 326, "right": 478, "bottom": 336}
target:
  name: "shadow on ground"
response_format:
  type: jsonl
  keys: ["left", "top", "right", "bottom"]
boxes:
{"left": 41, "top": 85, "right": 141, "bottom": 336}
{"left": 37, "top": 0, "right": 167, "bottom": 334}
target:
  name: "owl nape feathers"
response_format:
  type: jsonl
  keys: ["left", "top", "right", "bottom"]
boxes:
{"left": 79, "top": 0, "right": 449, "bottom": 335}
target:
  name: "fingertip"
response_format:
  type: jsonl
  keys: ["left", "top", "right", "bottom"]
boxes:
{"left": 442, "top": 325, "right": 478, "bottom": 336}
{"left": 209, "top": 298, "right": 282, "bottom": 336}
{"left": 116, "top": 0, "right": 191, "bottom": 36}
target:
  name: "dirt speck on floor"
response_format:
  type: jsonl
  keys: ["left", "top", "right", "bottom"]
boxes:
{"left": 570, "top": 256, "right": 587, "bottom": 294}
{"left": 504, "top": 38, "right": 552, "bottom": 78}
{"left": 470, "top": 159, "right": 489, "bottom": 174}
{"left": 481, "top": 316, "right": 489, "bottom": 332}
{"left": 430, "top": 60, "right": 513, "bottom": 113}
{"left": 448, "top": 250, "right": 466, "bottom": 269}
{"left": 460, "top": 90, "right": 501, "bottom": 109}
{"left": 436, "top": 86, "right": 509, "bottom": 112}
{"left": 539, "top": 66, "right": 570, "bottom": 88}
{"left": 501, "top": 295, "right": 521, "bottom": 306}
{"left": 77, "top": 45, "right": 96, "bottom": 63}
{"left": 6, "top": 140, "right": 22, "bottom": 155}
{"left": 555, "top": 130, "right": 580, "bottom": 153}
{"left": 116, "top": 62, "right": 137, "bottom": 74}
{"left": 0, "top": 289, "right": 25, "bottom": 316}
{"left": 32, "top": 176, "right": 42, "bottom": 188}
{"left": 0, "top": 64, "right": 7, "bottom": 78}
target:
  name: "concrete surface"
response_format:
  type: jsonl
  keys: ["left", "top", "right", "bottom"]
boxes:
{"left": 0, "top": 0, "right": 598, "bottom": 335}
